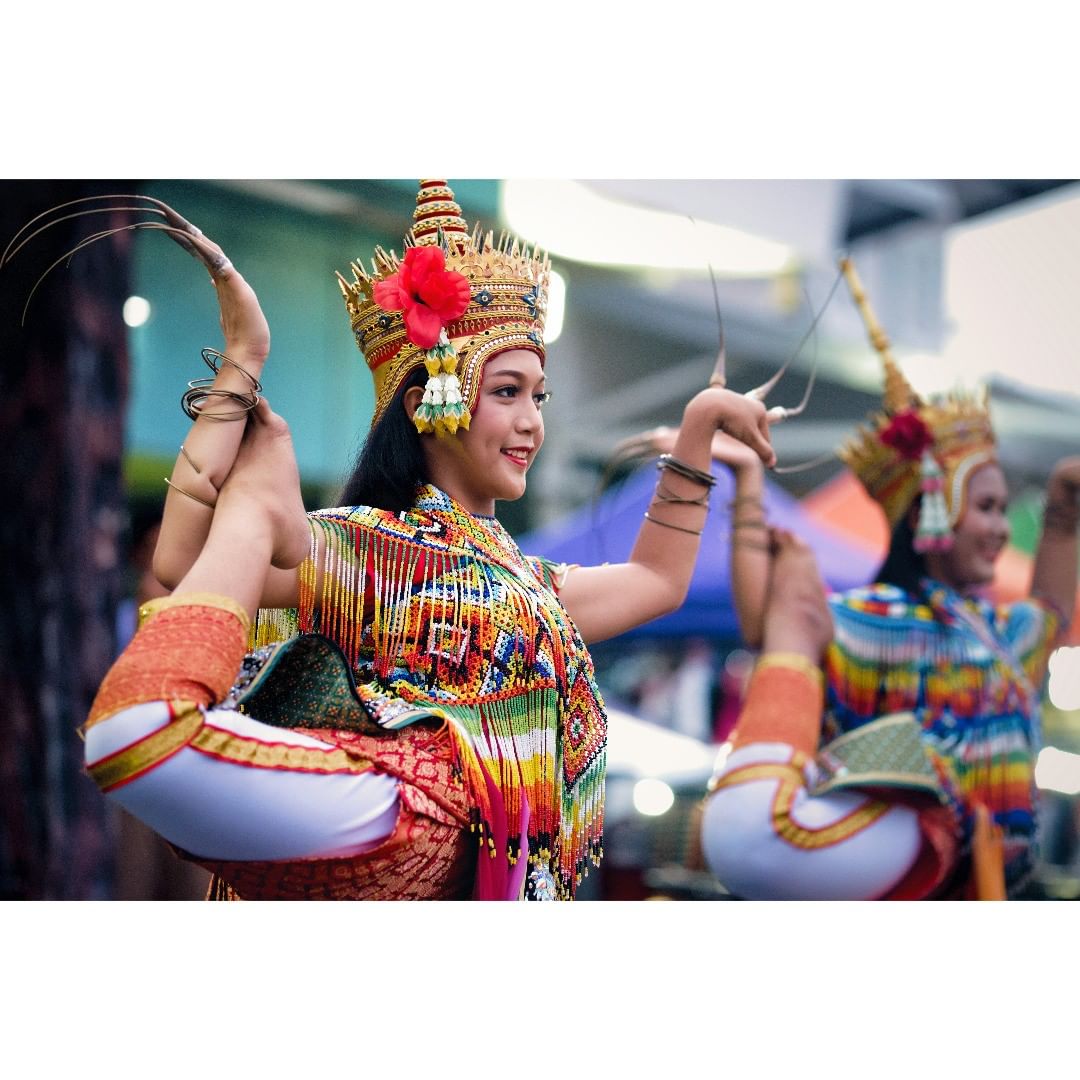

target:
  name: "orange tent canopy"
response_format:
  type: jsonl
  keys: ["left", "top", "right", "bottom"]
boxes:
{"left": 802, "top": 470, "right": 1080, "bottom": 644}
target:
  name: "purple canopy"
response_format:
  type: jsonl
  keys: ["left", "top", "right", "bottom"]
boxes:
{"left": 517, "top": 466, "right": 878, "bottom": 639}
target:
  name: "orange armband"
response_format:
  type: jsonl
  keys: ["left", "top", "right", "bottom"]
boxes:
{"left": 730, "top": 652, "right": 825, "bottom": 758}
{"left": 86, "top": 593, "right": 250, "bottom": 730}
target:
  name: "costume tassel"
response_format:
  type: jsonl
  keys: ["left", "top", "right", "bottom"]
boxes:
{"left": 915, "top": 450, "right": 951, "bottom": 552}
{"left": 412, "top": 330, "right": 471, "bottom": 436}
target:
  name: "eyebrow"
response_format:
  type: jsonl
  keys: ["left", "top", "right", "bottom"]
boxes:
{"left": 488, "top": 369, "right": 546, "bottom": 383}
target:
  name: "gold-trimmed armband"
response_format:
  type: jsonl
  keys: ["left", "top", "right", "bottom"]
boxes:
{"left": 139, "top": 591, "right": 252, "bottom": 635}
{"left": 754, "top": 651, "right": 825, "bottom": 691}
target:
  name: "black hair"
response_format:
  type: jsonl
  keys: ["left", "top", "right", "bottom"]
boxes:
{"left": 338, "top": 366, "right": 430, "bottom": 512}
{"left": 874, "top": 498, "right": 928, "bottom": 599}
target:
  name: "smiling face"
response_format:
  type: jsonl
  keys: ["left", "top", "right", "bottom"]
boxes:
{"left": 924, "top": 462, "right": 1010, "bottom": 591}
{"left": 416, "top": 349, "right": 547, "bottom": 515}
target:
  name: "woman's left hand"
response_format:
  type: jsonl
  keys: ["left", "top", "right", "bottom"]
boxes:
{"left": 160, "top": 204, "right": 271, "bottom": 365}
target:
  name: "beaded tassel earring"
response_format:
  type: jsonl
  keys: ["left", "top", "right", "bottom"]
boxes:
{"left": 914, "top": 450, "right": 951, "bottom": 552}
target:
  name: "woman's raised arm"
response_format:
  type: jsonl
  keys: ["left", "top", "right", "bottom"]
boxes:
{"left": 1031, "top": 455, "right": 1080, "bottom": 626}
{"left": 151, "top": 216, "right": 274, "bottom": 592}
{"left": 637, "top": 424, "right": 771, "bottom": 648}
{"left": 558, "top": 386, "right": 775, "bottom": 643}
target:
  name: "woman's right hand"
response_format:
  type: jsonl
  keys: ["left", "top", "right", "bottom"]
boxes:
{"left": 153, "top": 204, "right": 273, "bottom": 591}
{"left": 208, "top": 260, "right": 270, "bottom": 365}
{"left": 761, "top": 529, "right": 833, "bottom": 661}
{"left": 162, "top": 205, "right": 270, "bottom": 364}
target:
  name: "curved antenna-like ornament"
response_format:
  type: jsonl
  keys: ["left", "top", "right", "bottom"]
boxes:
{"left": 750, "top": 263, "right": 844, "bottom": 423}
{"left": 708, "top": 303, "right": 727, "bottom": 390}
{"left": 687, "top": 215, "right": 729, "bottom": 390}
{"left": 18, "top": 220, "right": 229, "bottom": 326}
{"left": 771, "top": 448, "right": 841, "bottom": 475}
{"left": 2, "top": 193, "right": 200, "bottom": 266}
{"left": 2, "top": 204, "right": 167, "bottom": 267}
{"left": 6, "top": 194, "right": 232, "bottom": 324}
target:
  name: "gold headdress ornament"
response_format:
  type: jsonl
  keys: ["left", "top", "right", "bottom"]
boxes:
{"left": 838, "top": 257, "right": 997, "bottom": 551}
{"left": 337, "top": 180, "right": 550, "bottom": 435}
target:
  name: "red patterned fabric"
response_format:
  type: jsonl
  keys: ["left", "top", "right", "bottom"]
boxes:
{"left": 879, "top": 800, "right": 959, "bottom": 899}
{"left": 197, "top": 724, "right": 478, "bottom": 900}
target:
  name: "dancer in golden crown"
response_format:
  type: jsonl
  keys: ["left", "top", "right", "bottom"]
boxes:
{"left": 79, "top": 180, "right": 776, "bottom": 899}
{"left": 696, "top": 259, "right": 1079, "bottom": 898}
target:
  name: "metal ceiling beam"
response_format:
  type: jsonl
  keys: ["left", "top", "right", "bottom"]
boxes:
{"left": 852, "top": 179, "right": 962, "bottom": 222}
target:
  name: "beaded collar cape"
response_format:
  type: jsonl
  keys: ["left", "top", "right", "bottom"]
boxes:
{"left": 825, "top": 579, "right": 1061, "bottom": 891}
{"left": 255, "top": 485, "right": 607, "bottom": 900}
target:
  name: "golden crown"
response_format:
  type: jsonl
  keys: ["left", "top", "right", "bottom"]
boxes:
{"left": 338, "top": 180, "right": 551, "bottom": 433}
{"left": 837, "top": 258, "right": 996, "bottom": 546}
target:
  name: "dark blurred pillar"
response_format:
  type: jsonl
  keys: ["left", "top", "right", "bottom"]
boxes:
{"left": 0, "top": 181, "right": 131, "bottom": 898}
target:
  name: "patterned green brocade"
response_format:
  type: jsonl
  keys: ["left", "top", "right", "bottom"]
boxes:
{"left": 811, "top": 712, "right": 945, "bottom": 799}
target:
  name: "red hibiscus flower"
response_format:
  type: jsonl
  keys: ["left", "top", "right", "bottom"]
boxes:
{"left": 880, "top": 409, "right": 933, "bottom": 461}
{"left": 373, "top": 246, "right": 471, "bottom": 349}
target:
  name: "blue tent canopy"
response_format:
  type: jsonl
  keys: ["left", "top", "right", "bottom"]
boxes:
{"left": 517, "top": 466, "right": 879, "bottom": 639}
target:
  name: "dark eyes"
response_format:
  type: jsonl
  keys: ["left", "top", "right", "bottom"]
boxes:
{"left": 493, "top": 386, "right": 551, "bottom": 408}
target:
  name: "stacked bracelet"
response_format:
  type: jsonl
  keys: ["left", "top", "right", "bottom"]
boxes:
{"left": 726, "top": 491, "right": 769, "bottom": 542}
{"left": 181, "top": 383, "right": 260, "bottom": 421}
{"left": 646, "top": 455, "right": 715, "bottom": 534}
{"left": 657, "top": 454, "right": 717, "bottom": 488}
{"left": 164, "top": 476, "right": 216, "bottom": 509}
{"left": 654, "top": 480, "right": 711, "bottom": 508}
{"left": 201, "top": 348, "right": 263, "bottom": 392}
{"left": 181, "top": 348, "right": 263, "bottom": 422}
{"left": 643, "top": 512, "right": 704, "bottom": 536}
{"left": 729, "top": 495, "right": 763, "bottom": 510}
{"left": 732, "top": 536, "right": 772, "bottom": 553}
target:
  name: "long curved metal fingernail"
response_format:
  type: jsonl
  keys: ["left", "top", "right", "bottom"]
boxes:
{"left": 21, "top": 222, "right": 152, "bottom": 324}
{"left": 2, "top": 206, "right": 166, "bottom": 266}
{"left": 21, "top": 220, "right": 210, "bottom": 322}
{"left": 2, "top": 194, "right": 165, "bottom": 266}
{"left": 159, "top": 203, "right": 201, "bottom": 237}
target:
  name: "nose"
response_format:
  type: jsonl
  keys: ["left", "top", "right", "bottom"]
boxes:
{"left": 989, "top": 507, "right": 1009, "bottom": 544}
{"left": 515, "top": 400, "right": 542, "bottom": 434}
